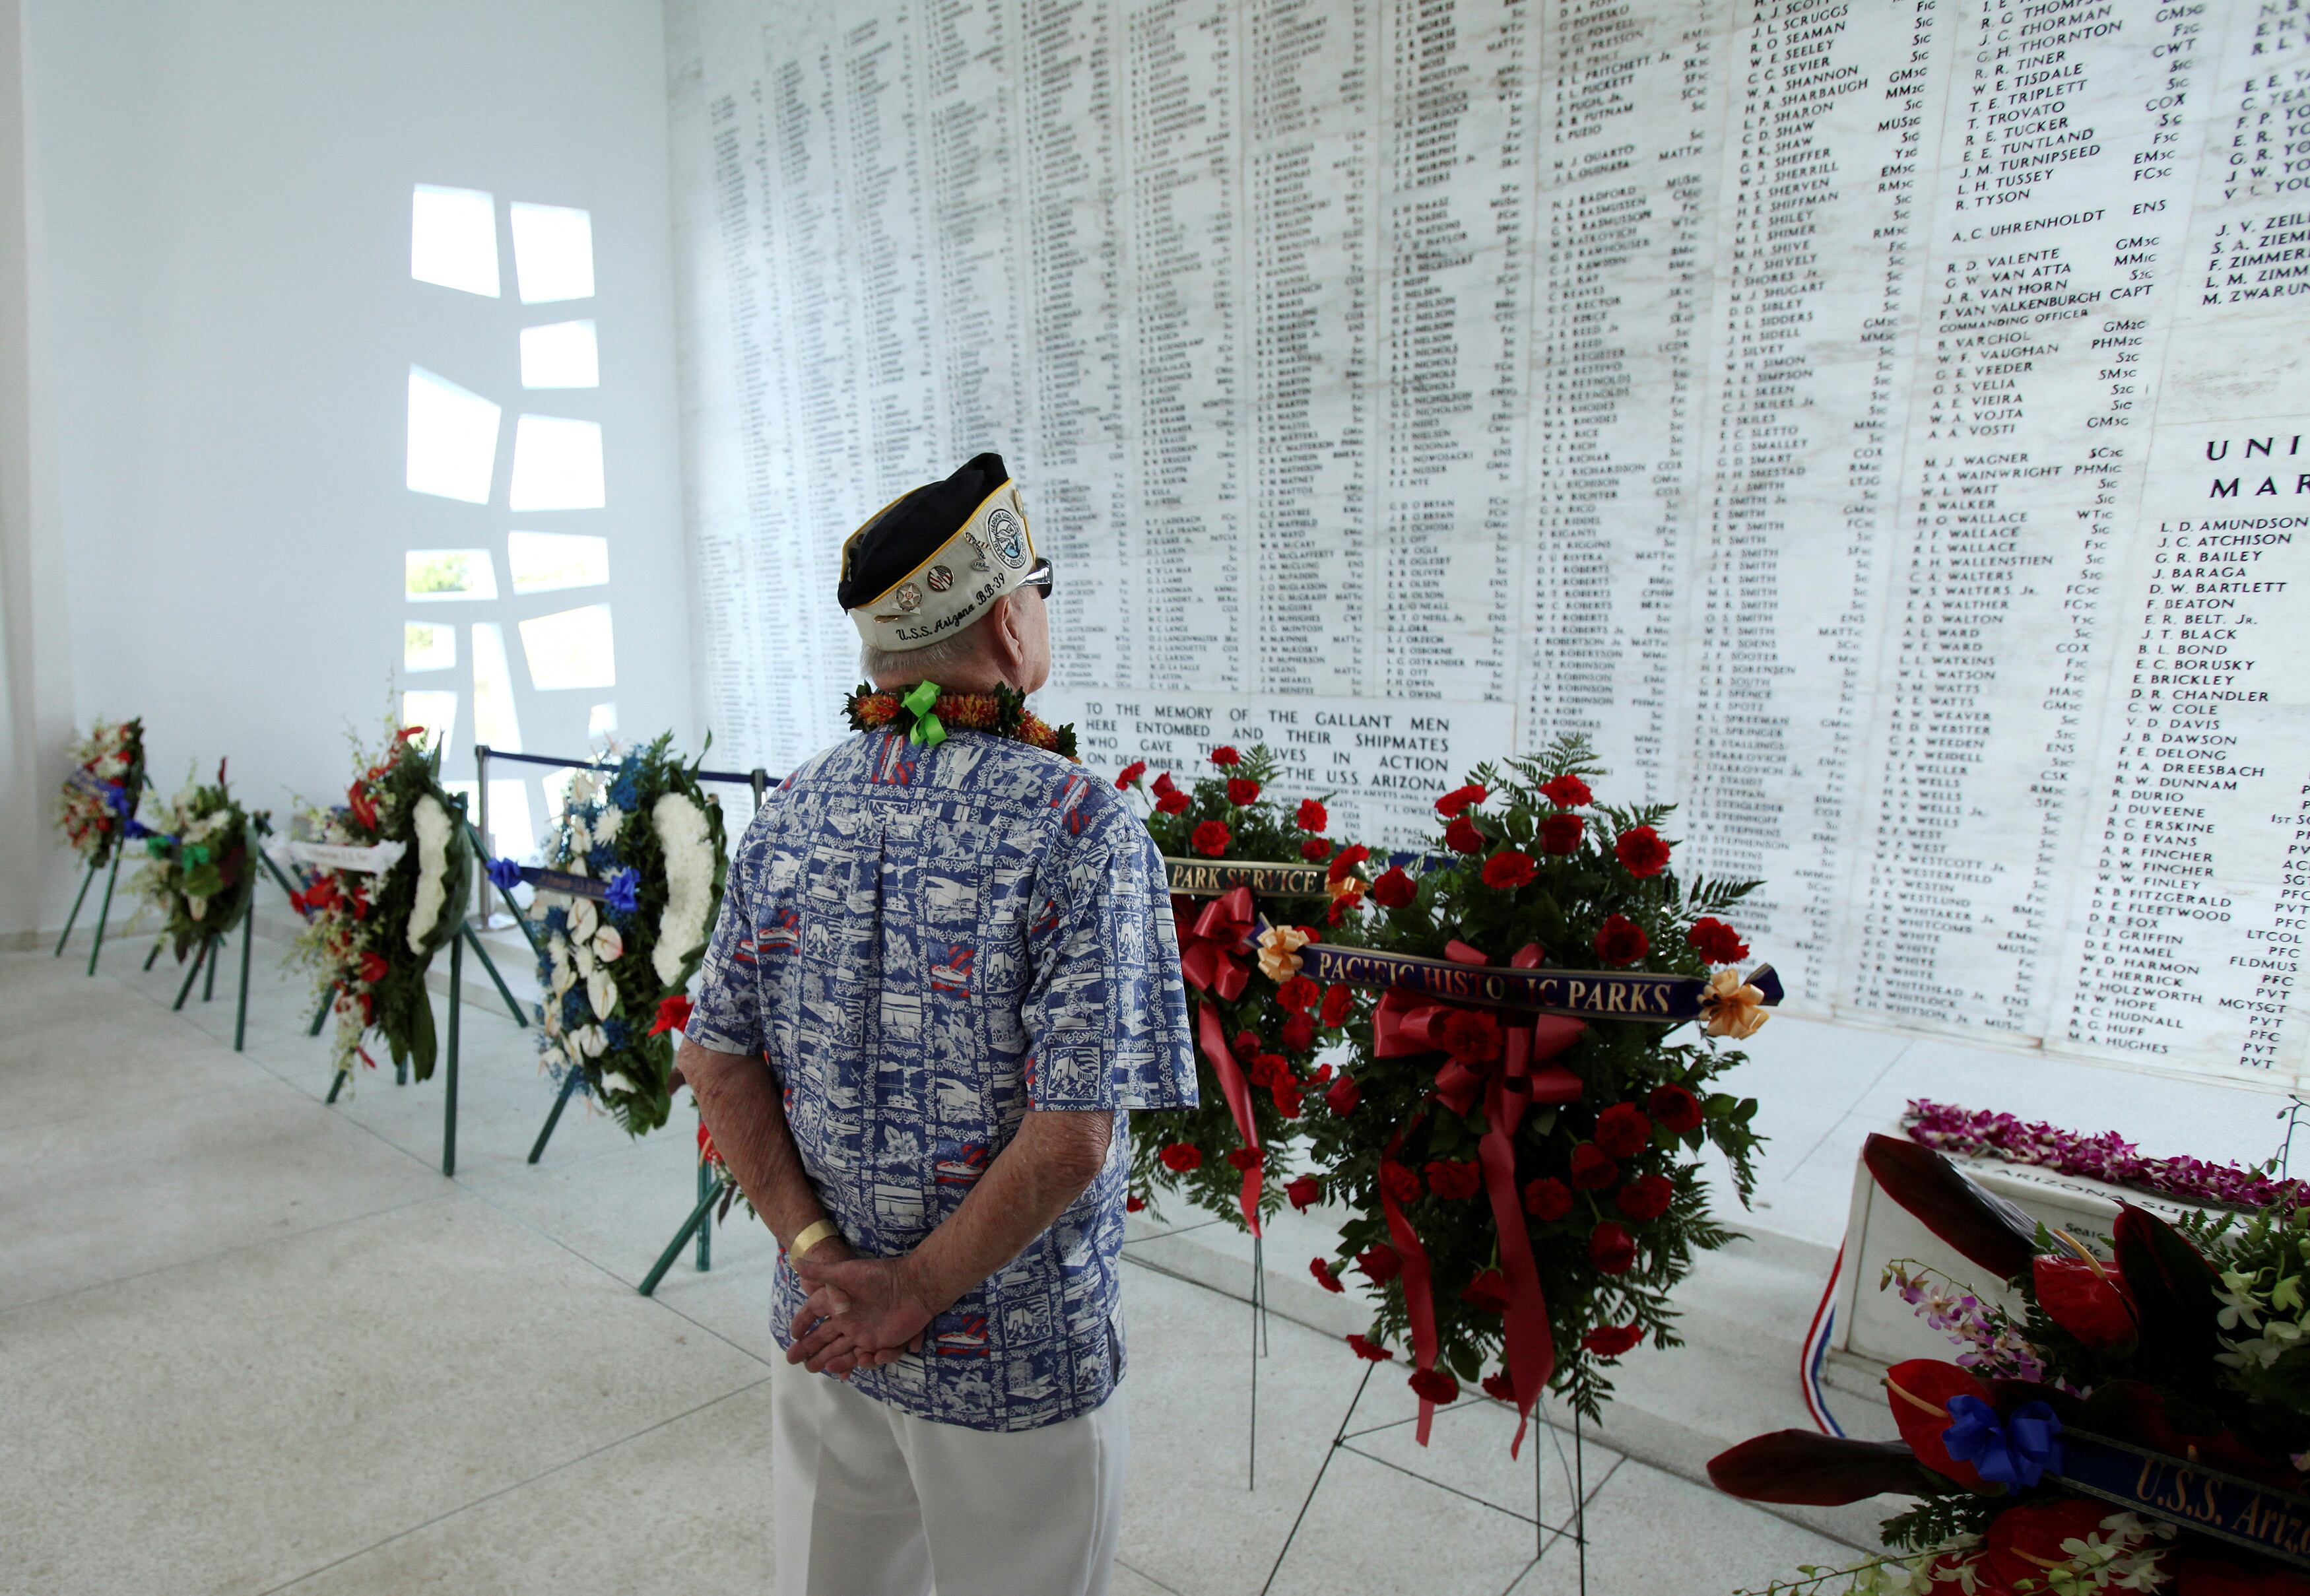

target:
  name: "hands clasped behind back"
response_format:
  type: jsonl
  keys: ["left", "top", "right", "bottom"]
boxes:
{"left": 787, "top": 1244, "right": 935, "bottom": 1377}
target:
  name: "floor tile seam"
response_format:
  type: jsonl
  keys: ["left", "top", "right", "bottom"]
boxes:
{"left": 1779, "top": 1037, "right": 1917, "bottom": 1181}
{"left": 3, "top": 1071, "right": 286, "bottom": 1136}
{"left": 1113, "top": 1555, "right": 1190, "bottom": 1595}
{"left": 0, "top": 1189, "right": 459, "bottom": 1322}
{"left": 253, "top": 1373, "right": 776, "bottom": 1595}
{"left": 450, "top": 1172, "right": 785, "bottom": 1371}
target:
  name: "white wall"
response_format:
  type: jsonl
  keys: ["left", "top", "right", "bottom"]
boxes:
{"left": 0, "top": 0, "right": 689, "bottom": 934}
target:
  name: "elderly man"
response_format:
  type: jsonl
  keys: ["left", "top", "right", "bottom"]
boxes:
{"left": 679, "top": 452, "right": 1195, "bottom": 1596}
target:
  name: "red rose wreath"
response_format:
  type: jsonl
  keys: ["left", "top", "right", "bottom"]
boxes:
{"left": 1302, "top": 736, "right": 1774, "bottom": 1448}
{"left": 1119, "top": 744, "right": 1365, "bottom": 1232}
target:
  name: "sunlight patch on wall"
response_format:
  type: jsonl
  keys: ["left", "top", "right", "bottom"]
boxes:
{"left": 510, "top": 202, "right": 595, "bottom": 303}
{"left": 410, "top": 185, "right": 499, "bottom": 297}
{"left": 507, "top": 531, "right": 609, "bottom": 593}
{"left": 519, "top": 319, "right": 599, "bottom": 388}
{"left": 519, "top": 604, "right": 616, "bottom": 690}
{"left": 405, "top": 550, "right": 498, "bottom": 602}
{"left": 508, "top": 415, "right": 605, "bottom": 511}
{"left": 471, "top": 622, "right": 524, "bottom": 752}
{"left": 405, "top": 366, "right": 502, "bottom": 502}
{"left": 403, "top": 620, "right": 456, "bottom": 671}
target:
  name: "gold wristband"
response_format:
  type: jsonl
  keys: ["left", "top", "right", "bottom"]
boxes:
{"left": 790, "top": 1219, "right": 843, "bottom": 1259}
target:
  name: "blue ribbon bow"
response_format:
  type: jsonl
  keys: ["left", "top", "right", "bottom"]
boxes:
{"left": 1944, "top": 1395, "right": 2064, "bottom": 1488}
{"left": 605, "top": 867, "right": 641, "bottom": 915}
{"left": 485, "top": 856, "right": 524, "bottom": 892}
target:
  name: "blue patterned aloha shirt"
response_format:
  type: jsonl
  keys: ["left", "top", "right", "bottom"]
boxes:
{"left": 686, "top": 727, "right": 1197, "bottom": 1432}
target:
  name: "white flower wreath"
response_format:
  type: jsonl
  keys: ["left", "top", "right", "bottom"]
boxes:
{"left": 405, "top": 793, "right": 454, "bottom": 956}
{"left": 653, "top": 791, "right": 715, "bottom": 987}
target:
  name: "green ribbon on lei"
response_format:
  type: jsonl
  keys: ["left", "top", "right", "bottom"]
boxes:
{"left": 901, "top": 681, "right": 946, "bottom": 748}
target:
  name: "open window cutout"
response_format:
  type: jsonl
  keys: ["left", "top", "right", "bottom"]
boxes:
{"left": 507, "top": 531, "right": 609, "bottom": 593}
{"left": 406, "top": 366, "right": 502, "bottom": 503}
{"left": 510, "top": 203, "right": 595, "bottom": 303}
{"left": 471, "top": 622, "right": 524, "bottom": 752}
{"left": 410, "top": 185, "right": 499, "bottom": 297}
{"left": 486, "top": 778, "right": 539, "bottom": 863}
{"left": 402, "top": 690, "right": 459, "bottom": 762}
{"left": 587, "top": 702, "right": 618, "bottom": 750}
{"left": 518, "top": 603, "right": 616, "bottom": 690}
{"left": 520, "top": 319, "right": 599, "bottom": 388}
{"left": 405, "top": 550, "right": 498, "bottom": 602}
{"left": 404, "top": 621, "right": 456, "bottom": 672}
{"left": 508, "top": 415, "right": 605, "bottom": 511}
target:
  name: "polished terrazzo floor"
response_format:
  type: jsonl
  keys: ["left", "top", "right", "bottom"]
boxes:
{"left": 2, "top": 934, "right": 1860, "bottom": 1595}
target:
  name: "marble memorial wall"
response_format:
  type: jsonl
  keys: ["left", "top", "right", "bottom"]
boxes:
{"left": 665, "top": 0, "right": 2310, "bottom": 1084}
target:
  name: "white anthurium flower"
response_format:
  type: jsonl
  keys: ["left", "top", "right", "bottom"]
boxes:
{"left": 550, "top": 952, "right": 577, "bottom": 999}
{"left": 575, "top": 1024, "right": 607, "bottom": 1057}
{"left": 586, "top": 969, "right": 618, "bottom": 1022}
{"left": 568, "top": 771, "right": 599, "bottom": 809}
{"left": 572, "top": 939, "right": 596, "bottom": 981}
{"left": 593, "top": 923, "right": 624, "bottom": 964}
{"left": 599, "top": 1067, "right": 636, "bottom": 1096}
{"left": 541, "top": 1003, "right": 562, "bottom": 1040}
{"left": 568, "top": 897, "right": 599, "bottom": 941}
{"left": 593, "top": 805, "right": 624, "bottom": 847}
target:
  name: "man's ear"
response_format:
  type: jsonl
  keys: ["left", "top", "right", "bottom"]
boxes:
{"left": 985, "top": 591, "right": 1028, "bottom": 678}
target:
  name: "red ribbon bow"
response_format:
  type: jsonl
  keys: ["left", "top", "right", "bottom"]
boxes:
{"left": 1175, "top": 887, "right": 1264, "bottom": 1234}
{"left": 1373, "top": 941, "right": 1586, "bottom": 1453}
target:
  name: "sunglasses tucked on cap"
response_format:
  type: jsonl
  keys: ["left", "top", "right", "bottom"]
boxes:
{"left": 839, "top": 453, "right": 1042, "bottom": 653}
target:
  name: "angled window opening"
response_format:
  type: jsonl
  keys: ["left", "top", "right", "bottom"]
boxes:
{"left": 519, "top": 603, "right": 616, "bottom": 690}
{"left": 510, "top": 202, "right": 595, "bottom": 303}
{"left": 471, "top": 622, "right": 524, "bottom": 753}
{"left": 508, "top": 415, "right": 605, "bottom": 511}
{"left": 411, "top": 185, "right": 499, "bottom": 296}
{"left": 403, "top": 690, "right": 460, "bottom": 763}
{"left": 508, "top": 531, "right": 609, "bottom": 593}
{"left": 404, "top": 621, "right": 456, "bottom": 672}
{"left": 520, "top": 319, "right": 599, "bottom": 389}
{"left": 486, "top": 778, "right": 539, "bottom": 863}
{"left": 406, "top": 366, "right": 502, "bottom": 503}
{"left": 405, "top": 549, "right": 499, "bottom": 603}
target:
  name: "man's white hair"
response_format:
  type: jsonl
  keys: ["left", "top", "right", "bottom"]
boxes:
{"left": 859, "top": 611, "right": 995, "bottom": 683}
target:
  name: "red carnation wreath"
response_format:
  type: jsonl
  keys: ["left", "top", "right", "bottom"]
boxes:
{"left": 1302, "top": 735, "right": 1773, "bottom": 1447}
{"left": 1119, "top": 744, "right": 1367, "bottom": 1232}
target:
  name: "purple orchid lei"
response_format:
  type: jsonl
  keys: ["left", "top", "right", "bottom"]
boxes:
{"left": 1903, "top": 1099, "right": 2302, "bottom": 1212}
{"left": 1882, "top": 1261, "right": 2049, "bottom": 1382}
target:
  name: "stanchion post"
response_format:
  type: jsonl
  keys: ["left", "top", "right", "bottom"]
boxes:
{"left": 54, "top": 859, "right": 98, "bottom": 956}
{"left": 442, "top": 793, "right": 467, "bottom": 1178}
{"left": 85, "top": 845, "right": 123, "bottom": 976}
{"left": 749, "top": 768, "right": 769, "bottom": 814}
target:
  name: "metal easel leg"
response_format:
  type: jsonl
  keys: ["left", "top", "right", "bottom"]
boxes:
{"left": 171, "top": 938, "right": 211, "bottom": 1011}
{"left": 54, "top": 859, "right": 98, "bottom": 956}
{"left": 203, "top": 931, "right": 220, "bottom": 1001}
{"left": 308, "top": 983, "right": 335, "bottom": 1037}
{"left": 527, "top": 1069, "right": 583, "bottom": 1164}
{"left": 460, "top": 921, "right": 529, "bottom": 1027}
{"left": 325, "top": 1067, "right": 348, "bottom": 1106}
{"left": 85, "top": 847, "right": 123, "bottom": 976}
{"left": 640, "top": 1181, "right": 725, "bottom": 1297}
{"left": 144, "top": 939, "right": 163, "bottom": 972}
{"left": 442, "top": 925, "right": 461, "bottom": 1177}
{"left": 1249, "top": 1233, "right": 1263, "bottom": 1491}
{"left": 1575, "top": 1405, "right": 1588, "bottom": 1596}
{"left": 694, "top": 1141, "right": 714, "bottom": 1273}
{"left": 233, "top": 908, "right": 253, "bottom": 1050}
{"left": 1258, "top": 1364, "right": 1373, "bottom": 1596}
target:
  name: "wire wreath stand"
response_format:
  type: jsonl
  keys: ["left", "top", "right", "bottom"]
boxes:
{"left": 1119, "top": 1217, "right": 1276, "bottom": 1488}
{"left": 1260, "top": 1361, "right": 1592, "bottom": 1596}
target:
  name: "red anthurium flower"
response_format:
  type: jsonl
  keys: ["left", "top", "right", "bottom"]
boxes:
{"left": 1616, "top": 1174, "right": 1675, "bottom": 1223}
{"left": 1191, "top": 819, "right": 1232, "bottom": 857}
{"left": 1539, "top": 773, "right": 1593, "bottom": 809}
{"left": 1115, "top": 760, "right": 1147, "bottom": 788}
{"left": 358, "top": 950, "right": 390, "bottom": 985}
{"left": 1523, "top": 1177, "right": 1573, "bottom": 1220}
{"left": 1443, "top": 815, "right": 1486, "bottom": 853}
{"left": 1461, "top": 1269, "right": 1511, "bottom": 1313}
{"left": 1159, "top": 1143, "right": 1203, "bottom": 1173}
{"left": 1590, "top": 1222, "right": 1637, "bottom": 1275}
{"left": 1310, "top": 1257, "right": 1344, "bottom": 1293}
{"left": 1346, "top": 1333, "right": 1394, "bottom": 1362}
{"left": 649, "top": 993, "right": 694, "bottom": 1036}
{"left": 1327, "top": 1074, "right": 1361, "bottom": 1115}
{"left": 1983, "top": 1500, "right": 2114, "bottom": 1591}
{"left": 1540, "top": 813, "right": 1584, "bottom": 855}
{"left": 1326, "top": 843, "right": 1371, "bottom": 882}
{"left": 1285, "top": 1175, "right": 1321, "bottom": 1213}
{"left": 1226, "top": 778, "right": 1261, "bottom": 806}
{"left": 1648, "top": 1083, "right": 1705, "bottom": 1135}
{"left": 1226, "top": 1146, "right": 1263, "bottom": 1172}
{"left": 1210, "top": 745, "right": 1242, "bottom": 767}
{"left": 1434, "top": 782, "right": 1488, "bottom": 818}
{"left": 1569, "top": 1143, "right": 1619, "bottom": 1189}
{"left": 1407, "top": 1368, "right": 1461, "bottom": 1405}
{"left": 2165, "top": 1556, "right": 2302, "bottom": 1595}
{"left": 1280, "top": 1013, "right": 1316, "bottom": 1053}
{"left": 1883, "top": 1359, "right": 1994, "bottom": 1488}
{"left": 1686, "top": 916, "right": 1750, "bottom": 964}
{"left": 1594, "top": 914, "right": 1649, "bottom": 966}
{"left": 345, "top": 782, "right": 380, "bottom": 834}
{"left": 1424, "top": 1160, "right": 1482, "bottom": 1201}
{"left": 2033, "top": 1253, "right": 2138, "bottom": 1352}
{"left": 1356, "top": 1245, "right": 1403, "bottom": 1284}
{"left": 1319, "top": 983, "right": 1354, "bottom": 1028}
{"left": 1482, "top": 1370, "right": 1516, "bottom": 1402}
{"left": 1583, "top": 1321, "right": 1644, "bottom": 1358}
{"left": 1595, "top": 1102, "right": 1653, "bottom": 1158}
{"left": 1300, "top": 836, "right": 1331, "bottom": 861}
{"left": 1615, "top": 824, "right": 1672, "bottom": 877}
{"left": 1296, "top": 798, "right": 1328, "bottom": 832}
{"left": 1482, "top": 849, "right": 1538, "bottom": 890}
{"left": 1277, "top": 975, "right": 1320, "bottom": 1014}
{"left": 1156, "top": 788, "right": 1190, "bottom": 815}
{"left": 1369, "top": 865, "right": 1417, "bottom": 908}
{"left": 1379, "top": 1161, "right": 1424, "bottom": 1205}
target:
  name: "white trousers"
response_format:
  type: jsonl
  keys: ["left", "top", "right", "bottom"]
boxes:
{"left": 771, "top": 1358, "right": 1129, "bottom": 1596}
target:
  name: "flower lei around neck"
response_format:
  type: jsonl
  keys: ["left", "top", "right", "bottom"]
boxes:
{"left": 845, "top": 681, "right": 1077, "bottom": 760}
